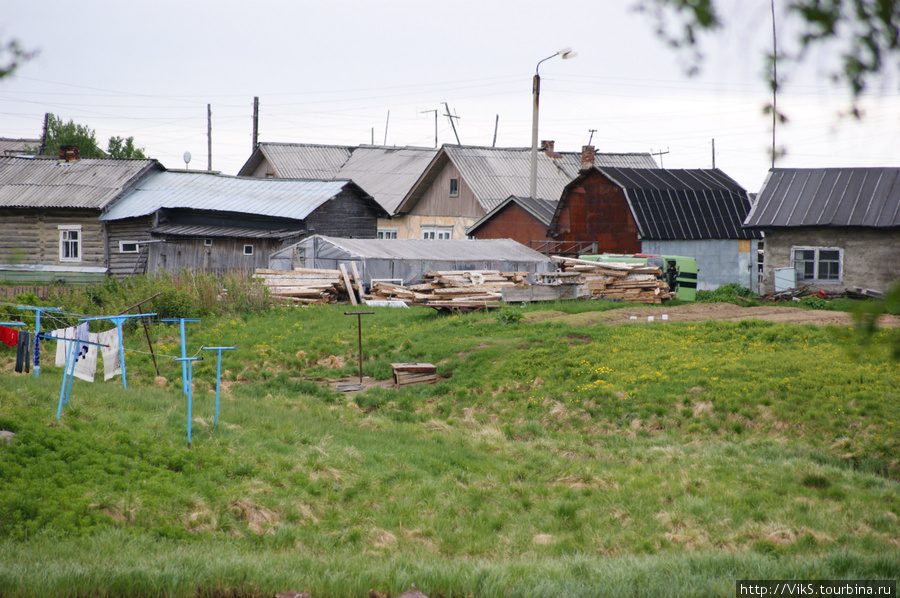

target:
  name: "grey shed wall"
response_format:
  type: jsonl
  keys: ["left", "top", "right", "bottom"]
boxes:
{"left": 641, "top": 239, "right": 760, "bottom": 293}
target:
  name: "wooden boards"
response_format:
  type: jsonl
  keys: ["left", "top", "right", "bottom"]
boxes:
{"left": 549, "top": 256, "right": 677, "bottom": 304}
{"left": 364, "top": 270, "right": 531, "bottom": 307}
{"left": 391, "top": 362, "right": 437, "bottom": 386}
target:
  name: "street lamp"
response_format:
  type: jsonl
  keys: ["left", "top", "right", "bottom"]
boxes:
{"left": 530, "top": 47, "right": 576, "bottom": 200}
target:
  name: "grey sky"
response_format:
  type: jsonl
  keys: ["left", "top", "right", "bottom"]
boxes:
{"left": 2, "top": 0, "right": 898, "bottom": 191}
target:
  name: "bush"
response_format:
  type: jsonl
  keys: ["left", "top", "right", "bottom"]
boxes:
{"left": 696, "top": 283, "right": 757, "bottom": 305}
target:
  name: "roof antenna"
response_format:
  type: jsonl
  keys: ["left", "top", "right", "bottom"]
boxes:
{"left": 588, "top": 128, "right": 597, "bottom": 146}
{"left": 442, "top": 102, "right": 461, "bottom": 145}
{"left": 420, "top": 109, "right": 438, "bottom": 148}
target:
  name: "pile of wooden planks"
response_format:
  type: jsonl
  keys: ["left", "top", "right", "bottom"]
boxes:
{"left": 391, "top": 362, "right": 437, "bottom": 386}
{"left": 363, "top": 270, "right": 530, "bottom": 306}
{"left": 254, "top": 265, "right": 362, "bottom": 305}
{"left": 550, "top": 256, "right": 677, "bottom": 303}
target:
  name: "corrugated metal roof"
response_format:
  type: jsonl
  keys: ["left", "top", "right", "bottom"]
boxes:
{"left": 283, "top": 235, "right": 553, "bottom": 262}
{"left": 744, "top": 168, "right": 900, "bottom": 228}
{"left": 0, "top": 156, "right": 159, "bottom": 209}
{"left": 597, "top": 167, "right": 760, "bottom": 240}
{"left": 100, "top": 170, "right": 364, "bottom": 221}
{"left": 242, "top": 143, "right": 438, "bottom": 215}
{"left": 151, "top": 224, "right": 298, "bottom": 239}
{"left": 402, "top": 146, "right": 660, "bottom": 214}
{"left": 467, "top": 195, "right": 557, "bottom": 235}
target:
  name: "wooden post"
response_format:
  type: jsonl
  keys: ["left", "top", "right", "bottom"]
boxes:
{"left": 207, "top": 104, "right": 212, "bottom": 171}
{"left": 340, "top": 263, "right": 357, "bottom": 305}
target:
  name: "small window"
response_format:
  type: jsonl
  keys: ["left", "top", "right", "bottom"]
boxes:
{"left": 449, "top": 177, "right": 459, "bottom": 197}
{"left": 792, "top": 247, "right": 842, "bottom": 283}
{"left": 119, "top": 241, "right": 140, "bottom": 253}
{"left": 377, "top": 228, "right": 398, "bottom": 239}
{"left": 421, "top": 226, "right": 452, "bottom": 240}
{"left": 243, "top": 244, "right": 254, "bottom": 256}
{"left": 58, "top": 225, "right": 82, "bottom": 262}
{"left": 204, "top": 238, "right": 213, "bottom": 246}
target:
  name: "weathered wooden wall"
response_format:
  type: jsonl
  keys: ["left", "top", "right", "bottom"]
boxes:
{"left": 0, "top": 208, "right": 106, "bottom": 268}
{"left": 304, "top": 189, "right": 383, "bottom": 238}
{"left": 409, "top": 162, "right": 484, "bottom": 218}
{"left": 106, "top": 217, "right": 154, "bottom": 278}
{"left": 550, "top": 171, "right": 641, "bottom": 254}
{"left": 148, "top": 237, "right": 283, "bottom": 276}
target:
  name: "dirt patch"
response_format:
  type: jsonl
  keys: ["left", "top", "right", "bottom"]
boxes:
{"left": 526, "top": 303, "right": 900, "bottom": 328}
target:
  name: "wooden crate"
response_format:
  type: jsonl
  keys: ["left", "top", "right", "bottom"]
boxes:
{"left": 391, "top": 362, "right": 437, "bottom": 386}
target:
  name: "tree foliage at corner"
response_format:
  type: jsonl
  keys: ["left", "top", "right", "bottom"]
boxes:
{"left": 636, "top": 0, "right": 900, "bottom": 99}
{"left": 0, "top": 39, "right": 37, "bottom": 79}
{"left": 107, "top": 136, "right": 146, "bottom": 159}
{"left": 42, "top": 114, "right": 148, "bottom": 160}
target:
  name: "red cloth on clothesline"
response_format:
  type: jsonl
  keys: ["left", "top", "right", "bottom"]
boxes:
{"left": 0, "top": 326, "right": 19, "bottom": 348}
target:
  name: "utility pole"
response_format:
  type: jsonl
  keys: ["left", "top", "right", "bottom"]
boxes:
{"left": 207, "top": 104, "right": 212, "bottom": 171}
{"left": 442, "top": 102, "right": 461, "bottom": 145}
{"left": 252, "top": 97, "right": 259, "bottom": 154}
{"left": 420, "top": 109, "right": 438, "bottom": 148}
{"left": 711, "top": 138, "right": 716, "bottom": 169}
{"left": 492, "top": 115, "right": 499, "bottom": 147}
{"left": 650, "top": 147, "right": 670, "bottom": 168}
{"left": 384, "top": 111, "right": 390, "bottom": 146}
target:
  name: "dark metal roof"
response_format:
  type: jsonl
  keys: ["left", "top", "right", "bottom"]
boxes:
{"left": 466, "top": 195, "right": 557, "bottom": 235}
{"left": 595, "top": 167, "right": 760, "bottom": 240}
{"left": 150, "top": 224, "right": 299, "bottom": 239}
{"left": 744, "top": 168, "right": 900, "bottom": 228}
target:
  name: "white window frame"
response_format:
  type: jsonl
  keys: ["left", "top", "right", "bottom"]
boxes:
{"left": 791, "top": 246, "right": 843, "bottom": 283}
{"left": 377, "top": 228, "right": 398, "bottom": 239}
{"left": 421, "top": 226, "right": 452, "bottom": 240}
{"left": 204, "top": 238, "right": 213, "bottom": 247}
{"left": 58, "top": 225, "right": 82, "bottom": 262}
{"left": 243, "top": 244, "right": 254, "bottom": 256}
{"left": 118, "top": 241, "right": 140, "bottom": 254}
{"left": 449, "top": 177, "right": 459, "bottom": 197}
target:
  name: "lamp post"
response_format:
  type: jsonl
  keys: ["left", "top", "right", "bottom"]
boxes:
{"left": 530, "top": 47, "right": 576, "bottom": 200}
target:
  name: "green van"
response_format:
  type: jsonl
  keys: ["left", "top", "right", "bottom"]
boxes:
{"left": 578, "top": 253, "right": 698, "bottom": 302}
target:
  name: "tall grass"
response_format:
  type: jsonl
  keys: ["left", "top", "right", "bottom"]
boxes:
{"left": 0, "top": 302, "right": 897, "bottom": 597}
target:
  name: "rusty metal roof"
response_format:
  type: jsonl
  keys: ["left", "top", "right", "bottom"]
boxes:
{"left": 744, "top": 167, "right": 900, "bottom": 228}
{"left": 0, "top": 156, "right": 160, "bottom": 209}
{"left": 100, "top": 170, "right": 374, "bottom": 222}
{"left": 239, "top": 143, "right": 437, "bottom": 215}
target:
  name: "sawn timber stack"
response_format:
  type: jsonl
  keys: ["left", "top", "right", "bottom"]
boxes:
{"left": 550, "top": 256, "right": 677, "bottom": 303}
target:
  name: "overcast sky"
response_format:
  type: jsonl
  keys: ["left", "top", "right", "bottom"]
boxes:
{"left": 2, "top": 0, "right": 899, "bottom": 192}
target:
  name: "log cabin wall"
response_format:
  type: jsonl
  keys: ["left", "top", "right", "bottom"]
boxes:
{"left": 469, "top": 202, "right": 552, "bottom": 244}
{"left": 551, "top": 171, "right": 641, "bottom": 253}
{"left": 0, "top": 208, "right": 106, "bottom": 269}
{"left": 148, "top": 237, "right": 282, "bottom": 276}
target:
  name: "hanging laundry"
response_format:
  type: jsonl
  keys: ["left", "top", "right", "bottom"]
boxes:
{"left": 54, "top": 327, "right": 75, "bottom": 367}
{"left": 98, "top": 328, "right": 121, "bottom": 381}
{"left": 72, "top": 331, "right": 99, "bottom": 383}
{"left": 15, "top": 331, "right": 31, "bottom": 373}
{"left": 33, "top": 332, "right": 41, "bottom": 370}
{"left": 0, "top": 325, "right": 18, "bottom": 348}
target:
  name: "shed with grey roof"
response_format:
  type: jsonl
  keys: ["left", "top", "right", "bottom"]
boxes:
{"left": 269, "top": 235, "right": 554, "bottom": 287}
{"left": 745, "top": 167, "right": 900, "bottom": 295}
{"left": 100, "top": 170, "right": 386, "bottom": 277}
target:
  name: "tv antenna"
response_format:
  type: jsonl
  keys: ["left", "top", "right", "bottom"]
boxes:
{"left": 442, "top": 102, "right": 461, "bottom": 145}
{"left": 650, "top": 147, "right": 669, "bottom": 168}
{"left": 420, "top": 109, "right": 438, "bottom": 148}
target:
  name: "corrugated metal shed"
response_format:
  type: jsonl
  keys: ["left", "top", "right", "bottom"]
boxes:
{"left": 270, "top": 235, "right": 554, "bottom": 285}
{"left": 100, "top": 170, "right": 369, "bottom": 221}
{"left": 0, "top": 156, "right": 160, "bottom": 209}
{"left": 467, "top": 195, "right": 557, "bottom": 234}
{"left": 239, "top": 143, "right": 438, "bottom": 215}
{"left": 744, "top": 168, "right": 900, "bottom": 228}
{"left": 597, "top": 167, "right": 760, "bottom": 240}
{"left": 400, "top": 146, "right": 660, "bottom": 214}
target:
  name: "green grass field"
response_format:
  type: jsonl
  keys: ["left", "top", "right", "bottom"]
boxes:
{"left": 1, "top": 302, "right": 897, "bottom": 597}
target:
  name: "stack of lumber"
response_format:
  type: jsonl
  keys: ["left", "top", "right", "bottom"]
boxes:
{"left": 254, "top": 267, "right": 359, "bottom": 305}
{"left": 550, "top": 256, "right": 677, "bottom": 303}
{"left": 363, "top": 270, "right": 530, "bottom": 306}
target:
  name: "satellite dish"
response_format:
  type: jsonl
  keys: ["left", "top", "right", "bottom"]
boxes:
{"left": 183, "top": 151, "right": 192, "bottom": 168}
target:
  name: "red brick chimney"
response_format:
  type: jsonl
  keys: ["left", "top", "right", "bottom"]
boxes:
{"left": 59, "top": 146, "right": 80, "bottom": 162}
{"left": 581, "top": 145, "right": 595, "bottom": 171}
{"left": 540, "top": 140, "right": 555, "bottom": 153}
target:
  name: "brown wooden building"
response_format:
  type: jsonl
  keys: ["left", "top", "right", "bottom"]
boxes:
{"left": 466, "top": 195, "right": 556, "bottom": 246}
